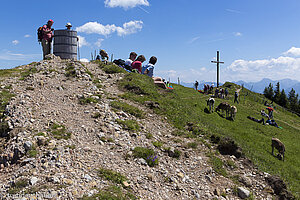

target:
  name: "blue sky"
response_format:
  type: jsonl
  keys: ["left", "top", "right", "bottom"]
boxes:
{"left": 1, "top": 0, "right": 300, "bottom": 83}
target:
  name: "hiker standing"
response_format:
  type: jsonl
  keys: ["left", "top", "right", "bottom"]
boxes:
{"left": 195, "top": 81, "right": 199, "bottom": 90}
{"left": 41, "top": 19, "right": 54, "bottom": 59}
{"left": 266, "top": 107, "right": 274, "bottom": 119}
{"left": 66, "top": 22, "right": 72, "bottom": 30}
{"left": 234, "top": 91, "right": 239, "bottom": 104}
{"left": 225, "top": 88, "right": 229, "bottom": 98}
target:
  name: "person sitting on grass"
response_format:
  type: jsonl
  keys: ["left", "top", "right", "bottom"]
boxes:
{"left": 142, "top": 56, "right": 157, "bottom": 77}
{"left": 132, "top": 55, "right": 146, "bottom": 73}
{"left": 125, "top": 52, "right": 137, "bottom": 71}
{"left": 266, "top": 118, "right": 279, "bottom": 128}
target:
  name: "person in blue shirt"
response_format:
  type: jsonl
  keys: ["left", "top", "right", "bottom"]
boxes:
{"left": 142, "top": 56, "right": 157, "bottom": 77}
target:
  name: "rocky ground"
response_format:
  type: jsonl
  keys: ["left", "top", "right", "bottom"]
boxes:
{"left": 0, "top": 55, "right": 283, "bottom": 199}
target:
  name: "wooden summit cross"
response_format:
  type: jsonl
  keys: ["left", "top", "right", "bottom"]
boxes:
{"left": 211, "top": 51, "right": 224, "bottom": 88}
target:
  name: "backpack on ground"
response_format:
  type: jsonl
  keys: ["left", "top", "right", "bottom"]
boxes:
{"left": 37, "top": 26, "right": 44, "bottom": 42}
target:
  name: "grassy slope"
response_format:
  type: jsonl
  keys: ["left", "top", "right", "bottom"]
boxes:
{"left": 119, "top": 73, "right": 300, "bottom": 198}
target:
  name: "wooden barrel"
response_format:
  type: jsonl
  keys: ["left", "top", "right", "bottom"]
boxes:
{"left": 53, "top": 30, "right": 77, "bottom": 60}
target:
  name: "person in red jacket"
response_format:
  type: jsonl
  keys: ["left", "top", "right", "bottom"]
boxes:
{"left": 131, "top": 55, "right": 146, "bottom": 73}
{"left": 41, "top": 19, "right": 54, "bottom": 59}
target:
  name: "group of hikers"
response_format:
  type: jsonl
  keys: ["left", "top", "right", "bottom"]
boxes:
{"left": 109, "top": 51, "right": 171, "bottom": 89}
{"left": 247, "top": 106, "right": 280, "bottom": 128}
{"left": 38, "top": 19, "right": 75, "bottom": 59}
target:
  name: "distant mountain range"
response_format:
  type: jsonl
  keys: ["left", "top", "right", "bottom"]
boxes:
{"left": 180, "top": 78, "right": 300, "bottom": 96}
{"left": 234, "top": 78, "right": 300, "bottom": 95}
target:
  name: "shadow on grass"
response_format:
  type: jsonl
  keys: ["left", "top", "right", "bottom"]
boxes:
{"left": 204, "top": 108, "right": 210, "bottom": 114}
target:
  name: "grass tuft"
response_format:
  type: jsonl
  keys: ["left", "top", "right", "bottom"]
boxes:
{"left": 116, "top": 119, "right": 140, "bottom": 132}
{"left": 132, "top": 147, "right": 158, "bottom": 167}
{"left": 111, "top": 101, "right": 144, "bottom": 118}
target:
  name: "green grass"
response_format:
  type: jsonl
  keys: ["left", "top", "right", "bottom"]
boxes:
{"left": 81, "top": 185, "right": 137, "bottom": 200}
{"left": 0, "top": 89, "right": 15, "bottom": 116}
{"left": 110, "top": 101, "right": 144, "bottom": 118}
{"left": 207, "top": 152, "right": 228, "bottom": 177}
{"left": 20, "top": 66, "right": 38, "bottom": 80}
{"left": 101, "top": 64, "right": 127, "bottom": 74}
{"left": 65, "top": 63, "right": 76, "bottom": 77}
{"left": 145, "top": 133, "right": 153, "bottom": 139}
{"left": 78, "top": 96, "right": 99, "bottom": 105}
{"left": 132, "top": 147, "right": 158, "bottom": 167}
{"left": 8, "top": 178, "right": 28, "bottom": 194}
{"left": 116, "top": 119, "right": 140, "bottom": 132}
{"left": 186, "top": 142, "right": 198, "bottom": 149}
{"left": 118, "top": 74, "right": 300, "bottom": 198}
{"left": 98, "top": 168, "right": 127, "bottom": 185}
{"left": 152, "top": 141, "right": 163, "bottom": 148}
{"left": 27, "top": 146, "right": 38, "bottom": 158}
{"left": 48, "top": 123, "right": 71, "bottom": 140}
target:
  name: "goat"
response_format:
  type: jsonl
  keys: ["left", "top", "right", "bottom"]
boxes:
{"left": 230, "top": 106, "right": 237, "bottom": 120}
{"left": 216, "top": 102, "right": 230, "bottom": 118}
{"left": 206, "top": 98, "right": 215, "bottom": 113}
{"left": 271, "top": 137, "right": 285, "bottom": 161}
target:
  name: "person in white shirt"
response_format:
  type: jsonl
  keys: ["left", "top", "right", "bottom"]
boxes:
{"left": 125, "top": 52, "right": 137, "bottom": 66}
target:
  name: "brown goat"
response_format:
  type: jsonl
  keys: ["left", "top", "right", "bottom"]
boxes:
{"left": 216, "top": 102, "right": 230, "bottom": 118}
{"left": 271, "top": 138, "right": 285, "bottom": 161}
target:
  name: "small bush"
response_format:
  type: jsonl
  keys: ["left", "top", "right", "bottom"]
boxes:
{"left": 133, "top": 147, "right": 158, "bottom": 167}
{"left": 48, "top": 123, "right": 71, "bottom": 140}
{"left": 27, "top": 147, "right": 38, "bottom": 158}
{"left": 152, "top": 141, "right": 163, "bottom": 148}
{"left": 65, "top": 64, "right": 76, "bottom": 77}
{"left": 78, "top": 97, "right": 99, "bottom": 105}
{"left": 92, "top": 112, "right": 101, "bottom": 118}
{"left": 116, "top": 119, "right": 140, "bottom": 132}
{"left": 8, "top": 178, "right": 28, "bottom": 194}
{"left": 82, "top": 185, "right": 137, "bottom": 200}
{"left": 111, "top": 101, "right": 144, "bottom": 118}
{"left": 98, "top": 168, "right": 127, "bottom": 185}
{"left": 226, "top": 160, "right": 237, "bottom": 169}
{"left": 145, "top": 133, "right": 153, "bottom": 139}
{"left": 187, "top": 142, "right": 198, "bottom": 149}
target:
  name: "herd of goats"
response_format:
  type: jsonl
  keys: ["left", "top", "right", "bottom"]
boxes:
{"left": 206, "top": 97, "right": 237, "bottom": 120}
{"left": 205, "top": 97, "right": 285, "bottom": 161}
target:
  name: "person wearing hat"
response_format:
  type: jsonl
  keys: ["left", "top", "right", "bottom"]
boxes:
{"left": 41, "top": 19, "right": 54, "bottom": 59}
{"left": 66, "top": 22, "right": 72, "bottom": 30}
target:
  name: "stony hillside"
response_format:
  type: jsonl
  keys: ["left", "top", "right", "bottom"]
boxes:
{"left": 0, "top": 55, "right": 293, "bottom": 199}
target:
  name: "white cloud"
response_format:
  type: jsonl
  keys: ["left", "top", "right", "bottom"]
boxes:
{"left": 0, "top": 50, "right": 40, "bottom": 61}
{"left": 283, "top": 47, "right": 300, "bottom": 57}
{"left": 12, "top": 40, "right": 19, "bottom": 45}
{"left": 224, "top": 52, "right": 300, "bottom": 82}
{"left": 234, "top": 32, "right": 242, "bottom": 37}
{"left": 24, "top": 34, "right": 31, "bottom": 38}
{"left": 80, "top": 58, "right": 89, "bottom": 62}
{"left": 115, "top": 20, "right": 143, "bottom": 36}
{"left": 226, "top": 9, "right": 243, "bottom": 14}
{"left": 95, "top": 38, "right": 104, "bottom": 47}
{"left": 77, "top": 36, "right": 89, "bottom": 47}
{"left": 76, "top": 21, "right": 143, "bottom": 36}
{"left": 104, "top": 0, "right": 149, "bottom": 9}
{"left": 188, "top": 36, "right": 201, "bottom": 44}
